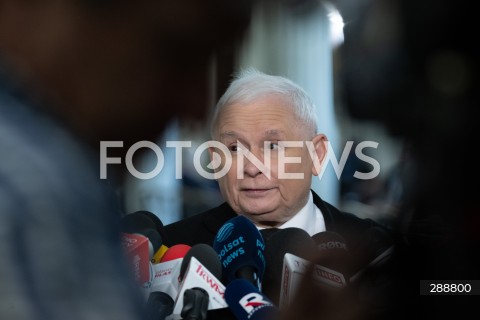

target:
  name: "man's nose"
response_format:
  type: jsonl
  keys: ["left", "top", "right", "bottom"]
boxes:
{"left": 243, "top": 148, "right": 265, "bottom": 177}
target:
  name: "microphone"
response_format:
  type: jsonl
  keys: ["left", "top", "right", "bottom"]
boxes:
{"left": 278, "top": 231, "right": 350, "bottom": 309}
{"left": 121, "top": 211, "right": 157, "bottom": 232}
{"left": 121, "top": 210, "right": 170, "bottom": 264}
{"left": 160, "top": 244, "right": 191, "bottom": 263}
{"left": 181, "top": 288, "right": 209, "bottom": 320}
{"left": 225, "top": 279, "right": 280, "bottom": 320}
{"left": 120, "top": 210, "right": 168, "bottom": 263}
{"left": 179, "top": 244, "right": 222, "bottom": 282}
{"left": 213, "top": 215, "right": 266, "bottom": 290}
{"left": 262, "top": 227, "right": 318, "bottom": 305}
{"left": 140, "top": 228, "right": 162, "bottom": 259}
{"left": 171, "top": 243, "right": 226, "bottom": 320}
{"left": 127, "top": 228, "right": 162, "bottom": 300}
{"left": 146, "top": 244, "right": 191, "bottom": 320}
{"left": 312, "top": 231, "right": 351, "bottom": 278}
{"left": 133, "top": 210, "right": 166, "bottom": 238}
{"left": 152, "top": 244, "right": 169, "bottom": 264}
{"left": 120, "top": 212, "right": 165, "bottom": 300}
{"left": 259, "top": 228, "right": 280, "bottom": 242}
{"left": 121, "top": 231, "right": 158, "bottom": 287}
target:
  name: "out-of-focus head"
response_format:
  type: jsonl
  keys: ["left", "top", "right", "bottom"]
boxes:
{"left": 0, "top": 0, "right": 256, "bottom": 145}
{"left": 209, "top": 68, "right": 328, "bottom": 227}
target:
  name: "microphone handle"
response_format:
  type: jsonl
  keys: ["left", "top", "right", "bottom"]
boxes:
{"left": 181, "top": 288, "right": 209, "bottom": 320}
{"left": 235, "top": 265, "right": 260, "bottom": 290}
{"left": 146, "top": 291, "right": 174, "bottom": 320}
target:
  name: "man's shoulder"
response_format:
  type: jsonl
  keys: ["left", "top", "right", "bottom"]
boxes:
{"left": 312, "top": 190, "right": 385, "bottom": 231}
{"left": 163, "top": 202, "right": 236, "bottom": 247}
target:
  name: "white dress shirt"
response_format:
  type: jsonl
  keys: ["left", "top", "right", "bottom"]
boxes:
{"left": 258, "top": 191, "right": 326, "bottom": 236}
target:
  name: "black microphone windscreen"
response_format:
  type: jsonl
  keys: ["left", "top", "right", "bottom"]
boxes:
{"left": 146, "top": 291, "right": 174, "bottom": 320}
{"left": 134, "top": 210, "right": 166, "bottom": 240}
{"left": 140, "top": 228, "right": 163, "bottom": 256}
{"left": 181, "top": 288, "right": 209, "bottom": 320}
{"left": 121, "top": 211, "right": 157, "bottom": 234}
{"left": 262, "top": 227, "right": 317, "bottom": 305}
{"left": 179, "top": 243, "right": 222, "bottom": 281}
{"left": 311, "top": 231, "right": 350, "bottom": 276}
{"left": 259, "top": 228, "right": 280, "bottom": 242}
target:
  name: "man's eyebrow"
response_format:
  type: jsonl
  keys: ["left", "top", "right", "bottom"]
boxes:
{"left": 219, "top": 130, "right": 287, "bottom": 140}
{"left": 263, "top": 129, "right": 286, "bottom": 138}
{"left": 219, "top": 131, "right": 238, "bottom": 140}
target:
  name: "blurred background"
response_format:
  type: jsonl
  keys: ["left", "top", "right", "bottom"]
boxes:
{"left": 120, "top": 0, "right": 404, "bottom": 228}
{"left": 114, "top": 0, "right": 478, "bottom": 316}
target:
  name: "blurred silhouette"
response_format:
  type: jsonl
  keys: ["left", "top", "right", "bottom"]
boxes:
{"left": 0, "top": 0, "right": 256, "bottom": 319}
{"left": 280, "top": 0, "right": 479, "bottom": 319}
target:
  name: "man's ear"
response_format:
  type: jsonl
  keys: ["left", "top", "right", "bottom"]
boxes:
{"left": 208, "top": 146, "right": 215, "bottom": 161}
{"left": 208, "top": 145, "right": 222, "bottom": 175}
{"left": 310, "top": 134, "right": 328, "bottom": 176}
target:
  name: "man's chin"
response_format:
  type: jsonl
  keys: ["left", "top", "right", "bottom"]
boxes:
{"left": 242, "top": 210, "right": 284, "bottom": 228}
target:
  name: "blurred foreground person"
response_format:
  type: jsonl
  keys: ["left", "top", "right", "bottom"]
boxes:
{"left": 0, "top": 0, "right": 255, "bottom": 319}
{"left": 281, "top": 0, "right": 479, "bottom": 319}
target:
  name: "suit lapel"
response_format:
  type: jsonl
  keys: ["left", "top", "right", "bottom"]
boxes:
{"left": 311, "top": 190, "right": 337, "bottom": 232}
{"left": 203, "top": 202, "right": 238, "bottom": 235}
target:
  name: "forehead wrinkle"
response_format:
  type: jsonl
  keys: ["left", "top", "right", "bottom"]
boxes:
{"left": 219, "top": 131, "right": 238, "bottom": 140}
{"left": 219, "top": 129, "right": 287, "bottom": 142}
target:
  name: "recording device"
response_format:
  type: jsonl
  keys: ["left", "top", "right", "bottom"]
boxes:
{"left": 120, "top": 211, "right": 163, "bottom": 262}
{"left": 161, "top": 244, "right": 192, "bottom": 263}
{"left": 213, "top": 215, "right": 266, "bottom": 290}
{"left": 225, "top": 279, "right": 279, "bottom": 320}
{"left": 171, "top": 244, "right": 227, "bottom": 319}
{"left": 122, "top": 228, "right": 162, "bottom": 300}
{"left": 258, "top": 228, "right": 280, "bottom": 242}
{"left": 279, "top": 253, "right": 348, "bottom": 308}
{"left": 278, "top": 231, "right": 350, "bottom": 308}
{"left": 312, "top": 231, "right": 351, "bottom": 278}
{"left": 121, "top": 210, "right": 159, "bottom": 234}
{"left": 121, "top": 232, "right": 153, "bottom": 286}
{"left": 262, "top": 227, "right": 318, "bottom": 305}
{"left": 121, "top": 210, "right": 169, "bottom": 264}
{"left": 152, "top": 245, "right": 170, "bottom": 264}
{"left": 180, "top": 288, "right": 209, "bottom": 320}
{"left": 120, "top": 211, "right": 168, "bottom": 301}
{"left": 140, "top": 228, "right": 162, "bottom": 259}
{"left": 146, "top": 244, "right": 191, "bottom": 320}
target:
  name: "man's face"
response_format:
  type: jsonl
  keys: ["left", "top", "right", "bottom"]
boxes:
{"left": 212, "top": 94, "right": 326, "bottom": 227}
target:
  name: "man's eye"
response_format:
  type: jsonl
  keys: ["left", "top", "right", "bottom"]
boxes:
{"left": 269, "top": 142, "right": 279, "bottom": 150}
{"left": 229, "top": 145, "right": 238, "bottom": 152}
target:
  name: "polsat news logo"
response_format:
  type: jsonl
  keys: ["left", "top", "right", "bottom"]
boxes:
{"left": 239, "top": 292, "right": 273, "bottom": 316}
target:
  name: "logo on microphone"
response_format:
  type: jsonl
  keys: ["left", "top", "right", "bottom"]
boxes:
{"left": 239, "top": 292, "right": 273, "bottom": 314}
{"left": 216, "top": 222, "right": 234, "bottom": 242}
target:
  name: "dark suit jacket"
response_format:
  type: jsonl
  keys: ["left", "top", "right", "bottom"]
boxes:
{"left": 163, "top": 190, "right": 392, "bottom": 320}
{"left": 163, "top": 190, "right": 381, "bottom": 249}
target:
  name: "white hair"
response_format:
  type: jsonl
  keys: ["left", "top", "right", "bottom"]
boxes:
{"left": 210, "top": 67, "right": 319, "bottom": 138}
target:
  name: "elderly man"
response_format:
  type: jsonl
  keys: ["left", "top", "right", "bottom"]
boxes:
{"left": 163, "top": 68, "right": 395, "bottom": 320}
{"left": 163, "top": 68, "right": 394, "bottom": 319}
{"left": 164, "top": 68, "right": 384, "bottom": 245}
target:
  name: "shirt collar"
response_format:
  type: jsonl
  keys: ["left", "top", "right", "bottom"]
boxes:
{"left": 258, "top": 191, "right": 325, "bottom": 236}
